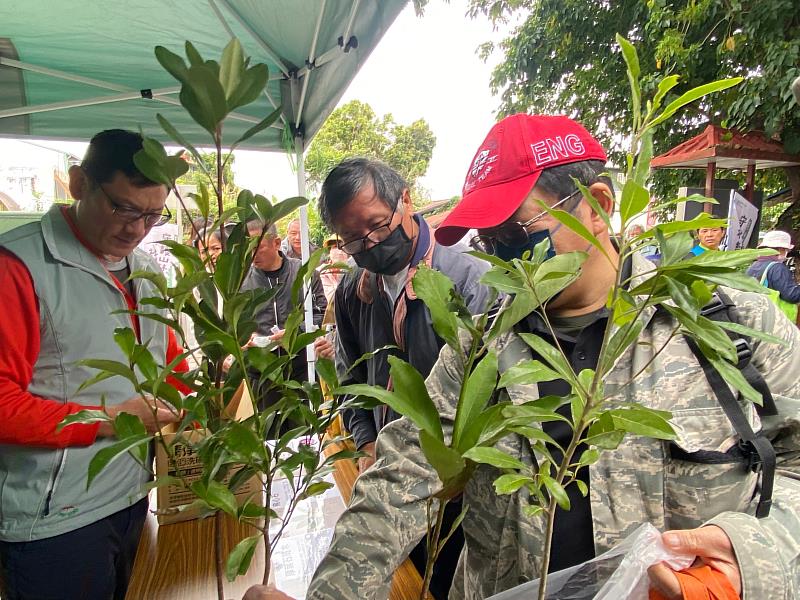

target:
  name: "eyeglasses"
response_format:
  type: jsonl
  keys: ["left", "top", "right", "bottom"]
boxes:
{"left": 472, "top": 189, "right": 581, "bottom": 255}
{"left": 339, "top": 202, "right": 401, "bottom": 255}
{"left": 98, "top": 182, "right": 172, "bottom": 228}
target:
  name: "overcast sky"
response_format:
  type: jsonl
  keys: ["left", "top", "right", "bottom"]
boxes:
{"left": 0, "top": 1, "right": 511, "bottom": 205}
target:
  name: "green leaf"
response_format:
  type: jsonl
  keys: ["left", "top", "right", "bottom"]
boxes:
{"left": 232, "top": 106, "right": 283, "bottom": 149}
{"left": 300, "top": 481, "right": 334, "bottom": 500}
{"left": 57, "top": 409, "right": 111, "bottom": 432}
{"left": 631, "top": 129, "right": 653, "bottom": 188}
{"left": 219, "top": 38, "right": 244, "bottom": 100}
{"left": 336, "top": 363, "right": 442, "bottom": 442}
{"left": 225, "top": 535, "right": 260, "bottom": 582}
{"left": 87, "top": 434, "right": 150, "bottom": 489}
{"left": 493, "top": 473, "right": 532, "bottom": 495}
{"left": 225, "top": 422, "right": 266, "bottom": 461}
{"left": 584, "top": 429, "right": 625, "bottom": 450}
{"left": 648, "top": 78, "right": 744, "bottom": 130}
{"left": 577, "top": 448, "right": 600, "bottom": 467}
{"left": 453, "top": 351, "right": 498, "bottom": 451}
{"left": 129, "top": 269, "right": 168, "bottom": 297}
{"left": 716, "top": 320, "right": 787, "bottom": 347}
{"left": 114, "top": 328, "right": 137, "bottom": 359}
{"left": 156, "top": 113, "right": 204, "bottom": 166}
{"left": 185, "top": 41, "right": 204, "bottom": 67}
{"left": 575, "top": 479, "right": 588, "bottom": 497}
{"left": 706, "top": 354, "right": 764, "bottom": 406}
{"left": 77, "top": 360, "right": 138, "bottom": 392}
{"left": 462, "top": 446, "right": 526, "bottom": 470}
{"left": 573, "top": 178, "right": 611, "bottom": 231}
{"left": 616, "top": 34, "right": 641, "bottom": 128}
{"left": 518, "top": 333, "right": 577, "bottom": 385}
{"left": 198, "top": 480, "right": 238, "bottom": 516}
{"left": 498, "top": 360, "right": 561, "bottom": 388}
{"left": 412, "top": 266, "right": 461, "bottom": 350}
{"left": 608, "top": 407, "right": 676, "bottom": 440}
{"left": 651, "top": 74, "right": 680, "bottom": 114}
{"left": 228, "top": 64, "right": 269, "bottom": 112}
{"left": 179, "top": 65, "right": 229, "bottom": 135}
{"left": 189, "top": 182, "right": 211, "bottom": 221}
{"left": 619, "top": 179, "right": 650, "bottom": 225}
{"left": 541, "top": 474, "right": 570, "bottom": 510}
{"left": 154, "top": 46, "right": 189, "bottom": 85}
{"left": 539, "top": 200, "right": 612, "bottom": 263}
{"left": 315, "top": 357, "right": 338, "bottom": 389}
{"left": 420, "top": 430, "right": 466, "bottom": 484}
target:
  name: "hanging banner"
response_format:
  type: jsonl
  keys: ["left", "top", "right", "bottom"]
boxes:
{"left": 723, "top": 190, "right": 758, "bottom": 250}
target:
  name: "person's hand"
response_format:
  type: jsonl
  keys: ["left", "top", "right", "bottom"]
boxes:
{"left": 222, "top": 354, "right": 234, "bottom": 372}
{"left": 97, "top": 395, "right": 181, "bottom": 437}
{"left": 269, "top": 329, "right": 285, "bottom": 341}
{"left": 314, "top": 336, "right": 334, "bottom": 360}
{"left": 648, "top": 525, "right": 741, "bottom": 599}
{"left": 242, "top": 585, "right": 295, "bottom": 600}
{"left": 357, "top": 441, "right": 377, "bottom": 473}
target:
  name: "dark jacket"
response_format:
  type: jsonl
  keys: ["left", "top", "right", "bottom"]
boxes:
{"left": 336, "top": 218, "right": 492, "bottom": 449}
{"left": 747, "top": 257, "right": 800, "bottom": 304}
{"left": 241, "top": 252, "right": 327, "bottom": 334}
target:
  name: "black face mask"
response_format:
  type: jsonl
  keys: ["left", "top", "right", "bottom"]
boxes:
{"left": 353, "top": 223, "right": 414, "bottom": 275}
{"left": 494, "top": 228, "right": 557, "bottom": 262}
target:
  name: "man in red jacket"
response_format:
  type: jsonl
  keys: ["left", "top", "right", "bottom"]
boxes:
{"left": 0, "top": 129, "right": 186, "bottom": 600}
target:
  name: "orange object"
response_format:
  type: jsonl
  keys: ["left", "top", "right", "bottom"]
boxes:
{"left": 650, "top": 564, "right": 739, "bottom": 600}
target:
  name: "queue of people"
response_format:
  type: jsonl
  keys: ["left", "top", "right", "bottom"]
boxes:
{"left": 1, "top": 117, "right": 799, "bottom": 600}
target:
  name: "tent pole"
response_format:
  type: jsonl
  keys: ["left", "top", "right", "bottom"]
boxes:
{"left": 217, "top": 0, "right": 291, "bottom": 77}
{"left": 704, "top": 162, "right": 716, "bottom": 214}
{"left": 745, "top": 163, "right": 756, "bottom": 203}
{"left": 295, "top": 136, "right": 316, "bottom": 383}
{"left": 295, "top": 0, "right": 327, "bottom": 129}
{"left": 0, "top": 87, "right": 179, "bottom": 119}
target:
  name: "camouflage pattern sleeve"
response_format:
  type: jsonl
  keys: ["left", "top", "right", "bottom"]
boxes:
{"left": 306, "top": 343, "right": 465, "bottom": 599}
{"left": 708, "top": 292, "right": 800, "bottom": 599}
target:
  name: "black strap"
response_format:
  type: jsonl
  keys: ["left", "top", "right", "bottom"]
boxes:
{"left": 684, "top": 336, "right": 776, "bottom": 518}
{"left": 700, "top": 291, "right": 778, "bottom": 417}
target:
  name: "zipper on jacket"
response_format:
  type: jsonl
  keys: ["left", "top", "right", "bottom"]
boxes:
{"left": 41, "top": 449, "right": 66, "bottom": 517}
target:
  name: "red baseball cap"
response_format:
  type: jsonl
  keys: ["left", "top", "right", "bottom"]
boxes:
{"left": 435, "top": 114, "right": 607, "bottom": 246}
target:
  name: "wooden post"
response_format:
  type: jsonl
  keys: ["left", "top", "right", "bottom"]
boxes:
{"left": 704, "top": 162, "right": 716, "bottom": 214}
{"left": 745, "top": 162, "right": 756, "bottom": 203}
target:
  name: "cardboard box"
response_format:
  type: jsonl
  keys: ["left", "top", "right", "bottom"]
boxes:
{"left": 155, "top": 383, "right": 263, "bottom": 525}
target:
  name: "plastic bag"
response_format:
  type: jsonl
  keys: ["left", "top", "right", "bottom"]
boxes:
{"left": 488, "top": 523, "right": 695, "bottom": 600}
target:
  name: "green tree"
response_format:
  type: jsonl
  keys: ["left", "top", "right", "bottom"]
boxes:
{"left": 177, "top": 151, "right": 239, "bottom": 211}
{"left": 305, "top": 100, "right": 436, "bottom": 200}
{"left": 468, "top": 0, "right": 800, "bottom": 229}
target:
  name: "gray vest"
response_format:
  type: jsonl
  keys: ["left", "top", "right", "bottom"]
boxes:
{"left": 0, "top": 205, "right": 171, "bottom": 541}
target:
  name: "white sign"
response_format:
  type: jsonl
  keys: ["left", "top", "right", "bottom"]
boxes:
{"left": 139, "top": 223, "right": 180, "bottom": 286}
{"left": 723, "top": 190, "right": 758, "bottom": 251}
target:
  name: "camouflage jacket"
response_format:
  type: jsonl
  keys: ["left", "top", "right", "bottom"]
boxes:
{"left": 307, "top": 255, "right": 800, "bottom": 599}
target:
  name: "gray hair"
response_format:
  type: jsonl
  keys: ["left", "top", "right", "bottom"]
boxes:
{"left": 318, "top": 157, "right": 408, "bottom": 229}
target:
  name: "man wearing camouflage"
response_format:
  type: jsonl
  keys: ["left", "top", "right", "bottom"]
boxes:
{"left": 257, "top": 115, "right": 800, "bottom": 599}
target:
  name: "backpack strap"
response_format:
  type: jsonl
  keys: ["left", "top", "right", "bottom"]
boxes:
{"left": 682, "top": 335, "right": 776, "bottom": 518}
{"left": 676, "top": 290, "right": 778, "bottom": 518}
{"left": 698, "top": 290, "right": 777, "bottom": 417}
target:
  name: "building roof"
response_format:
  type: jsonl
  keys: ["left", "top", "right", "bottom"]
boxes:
{"left": 651, "top": 124, "right": 800, "bottom": 170}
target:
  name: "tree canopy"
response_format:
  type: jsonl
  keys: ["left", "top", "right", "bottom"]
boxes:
{"left": 304, "top": 100, "right": 436, "bottom": 201}
{"left": 468, "top": 0, "right": 800, "bottom": 227}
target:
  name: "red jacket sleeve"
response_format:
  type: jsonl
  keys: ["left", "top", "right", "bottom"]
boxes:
{"left": 165, "top": 327, "right": 192, "bottom": 395}
{"left": 0, "top": 249, "right": 101, "bottom": 448}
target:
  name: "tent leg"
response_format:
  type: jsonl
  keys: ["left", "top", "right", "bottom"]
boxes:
{"left": 745, "top": 163, "right": 756, "bottom": 203}
{"left": 704, "top": 162, "right": 716, "bottom": 214}
{"left": 296, "top": 136, "right": 316, "bottom": 383}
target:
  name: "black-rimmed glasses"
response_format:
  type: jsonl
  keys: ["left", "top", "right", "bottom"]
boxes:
{"left": 98, "top": 182, "right": 172, "bottom": 228}
{"left": 340, "top": 202, "right": 400, "bottom": 255}
{"left": 472, "top": 189, "right": 582, "bottom": 255}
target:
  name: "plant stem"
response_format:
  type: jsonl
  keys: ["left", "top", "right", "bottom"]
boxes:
{"left": 215, "top": 510, "right": 225, "bottom": 600}
{"left": 420, "top": 498, "right": 448, "bottom": 600}
{"left": 263, "top": 476, "right": 273, "bottom": 586}
{"left": 537, "top": 497, "right": 559, "bottom": 600}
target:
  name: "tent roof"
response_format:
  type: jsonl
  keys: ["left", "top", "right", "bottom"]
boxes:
{"left": 0, "top": 0, "right": 406, "bottom": 151}
{"left": 651, "top": 124, "right": 800, "bottom": 170}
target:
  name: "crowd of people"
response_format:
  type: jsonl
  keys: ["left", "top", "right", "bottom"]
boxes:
{"left": 0, "top": 114, "right": 799, "bottom": 600}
